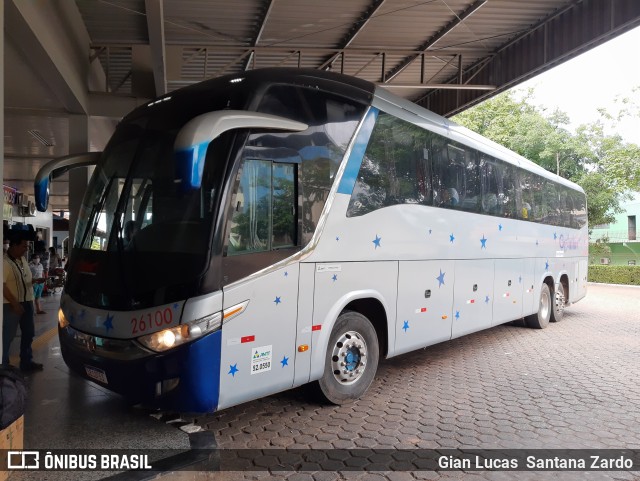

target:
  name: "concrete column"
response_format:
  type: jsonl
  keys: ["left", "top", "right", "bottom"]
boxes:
{"left": 68, "top": 115, "right": 90, "bottom": 246}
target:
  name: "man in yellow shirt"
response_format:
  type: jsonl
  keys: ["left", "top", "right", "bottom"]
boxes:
{"left": 2, "top": 231, "right": 43, "bottom": 372}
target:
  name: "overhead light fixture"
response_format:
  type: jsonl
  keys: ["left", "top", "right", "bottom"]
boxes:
{"left": 28, "top": 130, "right": 55, "bottom": 147}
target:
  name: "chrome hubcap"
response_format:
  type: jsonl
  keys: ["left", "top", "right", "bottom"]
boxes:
{"left": 540, "top": 290, "right": 550, "bottom": 320}
{"left": 330, "top": 330, "right": 367, "bottom": 385}
{"left": 555, "top": 287, "right": 565, "bottom": 314}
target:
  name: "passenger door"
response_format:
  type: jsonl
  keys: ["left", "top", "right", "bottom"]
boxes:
{"left": 218, "top": 157, "right": 300, "bottom": 410}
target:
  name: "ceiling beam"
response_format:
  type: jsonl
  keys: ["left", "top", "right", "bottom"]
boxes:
{"left": 145, "top": 0, "right": 167, "bottom": 96}
{"left": 383, "top": 0, "right": 487, "bottom": 83}
{"left": 244, "top": 0, "right": 275, "bottom": 71}
{"left": 319, "top": 0, "right": 387, "bottom": 70}
{"left": 419, "top": 0, "right": 640, "bottom": 117}
{"left": 4, "top": 0, "right": 94, "bottom": 114}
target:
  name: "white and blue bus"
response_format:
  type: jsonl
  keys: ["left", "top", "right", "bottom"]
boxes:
{"left": 35, "top": 68, "right": 587, "bottom": 413}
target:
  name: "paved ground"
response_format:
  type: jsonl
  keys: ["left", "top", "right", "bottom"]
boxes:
{"left": 166, "top": 283, "right": 640, "bottom": 480}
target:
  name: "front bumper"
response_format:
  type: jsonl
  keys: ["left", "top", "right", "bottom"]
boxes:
{"left": 59, "top": 325, "right": 222, "bottom": 413}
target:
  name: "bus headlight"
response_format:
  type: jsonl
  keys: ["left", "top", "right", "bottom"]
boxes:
{"left": 58, "top": 309, "right": 70, "bottom": 329}
{"left": 137, "top": 312, "right": 222, "bottom": 352}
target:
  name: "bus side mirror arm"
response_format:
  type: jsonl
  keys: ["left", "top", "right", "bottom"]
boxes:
{"left": 173, "top": 110, "right": 308, "bottom": 190}
{"left": 34, "top": 152, "right": 102, "bottom": 212}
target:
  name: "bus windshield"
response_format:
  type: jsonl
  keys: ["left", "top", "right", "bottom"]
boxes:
{"left": 68, "top": 112, "right": 227, "bottom": 311}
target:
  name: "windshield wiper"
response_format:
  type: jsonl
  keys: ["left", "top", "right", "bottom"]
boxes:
{"left": 80, "top": 176, "right": 115, "bottom": 249}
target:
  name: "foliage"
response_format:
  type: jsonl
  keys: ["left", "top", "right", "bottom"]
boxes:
{"left": 452, "top": 89, "right": 640, "bottom": 227}
{"left": 588, "top": 265, "right": 640, "bottom": 286}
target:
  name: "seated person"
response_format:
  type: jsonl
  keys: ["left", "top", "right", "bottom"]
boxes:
{"left": 439, "top": 187, "right": 459, "bottom": 207}
{"left": 123, "top": 220, "right": 138, "bottom": 247}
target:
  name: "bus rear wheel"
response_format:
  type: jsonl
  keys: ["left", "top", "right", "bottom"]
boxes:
{"left": 550, "top": 281, "right": 566, "bottom": 322}
{"left": 525, "top": 283, "right": 551, "bottom": 329}
{"left": 316, "top": 311, "right": 379, "bottom": 405}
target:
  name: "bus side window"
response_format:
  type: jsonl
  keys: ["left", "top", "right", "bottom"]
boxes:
{"left": 226, "top": 159, "right": 297, "bottom": 255}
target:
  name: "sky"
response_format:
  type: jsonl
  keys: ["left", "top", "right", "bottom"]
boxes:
{"left": 514, "top": 25, "right": 640, "bottom": 145}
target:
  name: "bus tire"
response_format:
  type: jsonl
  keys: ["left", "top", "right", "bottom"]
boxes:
{"left": 550, "top": 281, "right": 566, "bottom": 322}
{"left": 525, "top": 283, "right": 551, "bottom": 329}
{"left": 316, "top": 311, "right": 379, "bottom": 405}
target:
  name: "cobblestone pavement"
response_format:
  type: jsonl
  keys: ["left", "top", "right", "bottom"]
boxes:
{"left": 167, "top": 283, "right": 640, "bottom": 481}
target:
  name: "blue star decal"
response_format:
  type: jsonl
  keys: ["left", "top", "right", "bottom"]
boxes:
{"left": 449, "top": 233, "right": 455, "bottom": 243}
{"left": 336, "top": 236, "right": 340, "bottom": 242}
{"left": 536, "top": 240, "right": 539, "bottom": 246}
{"left": 519, "top": 276, "right": 522, "bottom": 283}
{"left": 372, "top": 235, "right": 382, "bottom": 249}
{"left": 455, "top": 311, "right": 460, "bottom": 320}
{"left": 103, "top": 313, "right": 114, "bottom": 333}
{"left": 498, "top": 224, "right": 503, "bottom": 231}
{"left": 281, "top": 356, "right": 289, "bottom": 367}
{"left": 274, "top": 296, "right": 281, "bottom": 305}
{"left": 436, "top": 270, "right": 446, "bottom": 287}
{"left": 428, "top": 229, "right": 432, "bottom": 235}
{"left": 228, "top": 364, "right": 239, "bottom": 377}
{"left": 402, "top": 320, "right": 409, "bottom": 332}
{"left": 545, "top": 260, "right": 549, "bottom": 271}
{"left": 553, "top": 232, "right": 557, "bottom": 240}
{"left": 332, "top": 274, "right": 338, "bottom": 282}
{"left": 284, "top": 271, "right": 288, "bottom": 277}
{"left": 485, "top": 295, "right": 490, "bottom": 304}
{"left": 480, "top": 235, "right": 487, "bottom": 249}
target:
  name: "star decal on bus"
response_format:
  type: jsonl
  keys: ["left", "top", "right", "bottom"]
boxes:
{"left": 455, "top": 311, "right": 460, "bottom": 320}
{"left": 281, "top": 356, "right": 289, "bottom": 367}
{"left": 274, "top": 296, "right": 281, "bottom": 305}
{"left": 545, "top": 260, "right": 549, "bottom": 271}
{"left": 480, "top": 235, "right": 487, "bottom": 249}
{"left": 436, "top": 270, "right": 446, "bottom": 287}
{"left": 372, "top": 235, "right": 382, "bottom": 249}
{"left": 449, "top": 233, "right": 455, "bottom": 243}
{"left": 402, "top": 320, "right": 409, "bottom": 332}
{"left": 332, "top": 274, "right": 338, "bottom": 282}
{"left": 554, "top": 232, "right": 558, "bottom": 240}
{"left": 498, "top": 224, "right": 503, "bottom": 231}
{"left": 228, "top": 364, "right": 239, "bottom": 377}
{"left": 485, "top": 295, "right": 490, "bottom": 304}
{"left": 103, "top": 313, "right": 114, "bottom": 333}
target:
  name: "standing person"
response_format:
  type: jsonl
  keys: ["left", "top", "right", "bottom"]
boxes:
{"left": 48, "top": 247, "right": 61, "bottom": 270}
{"left": 2, "top": 233, "right": 43, "bottom": 371}
{"left": 28, "top": 254, "right": 46, "bottom": 314}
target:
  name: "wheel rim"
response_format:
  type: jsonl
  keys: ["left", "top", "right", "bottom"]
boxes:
{"left": 330, "top": 330, "right": 368, "bottom": 385}
{"left": 555, "top": 286, "right": 565, "bottom": 315}
{"left": 540, "top": 289, "right": 551, "bottom": 320}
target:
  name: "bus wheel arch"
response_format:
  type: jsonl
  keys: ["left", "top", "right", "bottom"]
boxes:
{"left": 342, "top": 297, "right": 388, "bottom": 358}
{"left": 551, "top": 275, "right": 569, "bottom": 322}
{"left": 315, "top": 310, "right": 380, "bottom": 405}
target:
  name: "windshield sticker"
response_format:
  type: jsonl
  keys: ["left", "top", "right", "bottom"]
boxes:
{"left": 250, "top": 345, "right": 272, "bottom": 375}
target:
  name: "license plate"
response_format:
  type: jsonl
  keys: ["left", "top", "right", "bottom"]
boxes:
{"left": 85, "top": 365, "right": 108, "bottom": 384}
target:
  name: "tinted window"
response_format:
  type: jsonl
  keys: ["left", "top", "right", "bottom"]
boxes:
{"left": 347, "top": 112, "right": 432, "bottom": 216}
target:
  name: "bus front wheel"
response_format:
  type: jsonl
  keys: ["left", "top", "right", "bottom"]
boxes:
{"left": 525, "top": 283, "right": 551, "bottom": 329}
{"left": 316, "top": 311, "right": 379, "bottom": 405}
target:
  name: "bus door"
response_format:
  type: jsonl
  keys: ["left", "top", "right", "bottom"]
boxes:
{"left": 217, "top": 158, "right": 301, "bottom": 410}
